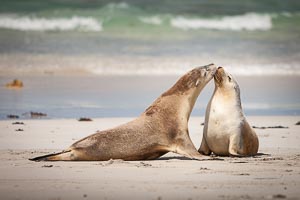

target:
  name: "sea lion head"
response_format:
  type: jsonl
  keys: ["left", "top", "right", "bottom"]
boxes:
{"left": 214, "top": 67, "right": 239, "bottom": 89}
{"left": 162, "top": 63, "right": 217, "bottom": 97}
{"left": 146, "top": 64, "right": 216, "bottom": 118}
{"left": 214, "top": 66, "right": 241, "bottom": 99}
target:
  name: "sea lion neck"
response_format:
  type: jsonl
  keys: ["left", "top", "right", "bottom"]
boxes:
{"left": 214, "top": 86, "right": 236, "bottom": 103}
{"left": 143, "top": 87, "right": 201, "bottom": 127}
{"left": 161, "top": 68, "right": 202, "bottom": 97}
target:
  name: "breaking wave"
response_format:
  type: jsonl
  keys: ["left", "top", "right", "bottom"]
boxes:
{"left": 0, "top": 55, "right": 299, "bottom": 76}
{"left": 0, "top": 15, "right": 102, "bottom": 31}
{"left": 1, "top": 12, "right": 294, "bottom": 32}
{"left": 170, "top": 13, "right": 272, "bottom": 31}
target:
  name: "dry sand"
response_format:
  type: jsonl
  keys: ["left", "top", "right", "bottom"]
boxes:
{"left": 0, "top": 116, "right": 299, "bottom": 200}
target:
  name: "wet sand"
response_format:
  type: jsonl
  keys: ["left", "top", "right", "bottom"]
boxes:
{"left": 1, "top": 75, "right": 300, "bottom": 119}
{"left": 0, "top": 116, "right": 299, "bottom": 200}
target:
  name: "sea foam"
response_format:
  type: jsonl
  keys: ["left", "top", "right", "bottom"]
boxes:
{"left": 87, "top": 64, "right": 300, "bottom": 76}
{"left": 0, "top": 15, "right": 102, "bottom": 31}
{"left": 1, "top": 54, "right": 299, "bottom": 76}
{"left": 171, "top": 13, "right": 272, "bottom": 31}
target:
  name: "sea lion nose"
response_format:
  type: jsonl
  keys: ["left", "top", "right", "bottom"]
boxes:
{"left": 204, "top": 63, "right": 215, "bottom": 71}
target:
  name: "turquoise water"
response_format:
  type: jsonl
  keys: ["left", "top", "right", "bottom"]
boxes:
{"left": 0, "top": 1, "right": 299, "bottom": 118}
{"left": 0, "top": 1, "right": 300, "bottom": 75}
{"left": 1, "top": 0, "right": 300, "bottom": 34}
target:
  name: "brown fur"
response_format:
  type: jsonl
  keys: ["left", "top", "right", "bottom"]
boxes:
{"left": 30, "top": 64, "right": 217, "bottom": 161}
{"left": 240, "top": 121, "right": 259, "bottom": 155}
{"left": 162, "top": 68, "right": 202, "bottom": 97}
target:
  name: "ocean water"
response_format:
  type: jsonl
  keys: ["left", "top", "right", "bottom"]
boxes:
{"left": 0, "top": 75, "right": 299, "bottom": 119}
{"left": 0, "top": 0, "right": 299, "bottom": 118}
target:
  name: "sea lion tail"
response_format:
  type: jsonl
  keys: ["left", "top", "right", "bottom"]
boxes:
{"left": 29, "top": 150, "right": 72, "bottom": 161}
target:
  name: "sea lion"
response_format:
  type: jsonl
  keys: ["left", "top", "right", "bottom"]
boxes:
{"left": 198, "top": 67, "right": 259, "bottom": 156}
{"left": 30, "top": 64, "right": 217, "bottom": 161}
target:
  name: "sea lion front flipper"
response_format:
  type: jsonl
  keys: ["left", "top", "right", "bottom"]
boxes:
{"left": 172, "top": 132, "right": 212, "bottom": 160}
{"left": 175, "top": 147, "right": 211, "bottom": 160}
{"left": 228, "top": 134, "right": 244, "bottom": 157}
{"left": 198, "top": 137, "right": 212, "bottom": 156}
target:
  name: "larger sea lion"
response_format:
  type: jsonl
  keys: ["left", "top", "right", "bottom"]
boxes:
{"left": 31, "top": 64, "right": 217, "bottom": 161}
{"left": 198, "top": 67, "right": 259, "bottom": 156}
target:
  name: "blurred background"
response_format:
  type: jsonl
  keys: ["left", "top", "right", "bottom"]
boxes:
{"left": 0, "top": 0, "right": 299, "bottom": 119}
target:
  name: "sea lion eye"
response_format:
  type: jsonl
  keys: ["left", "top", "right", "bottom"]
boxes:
{"left": 228, "top": 76, "right": 231, "bottom": 82}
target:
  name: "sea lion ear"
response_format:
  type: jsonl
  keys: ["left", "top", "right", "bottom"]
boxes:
{"left": 195, "top": 79, "right": 201, "bottom": 86}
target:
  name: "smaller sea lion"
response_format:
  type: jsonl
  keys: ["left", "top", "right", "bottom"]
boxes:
{"left": 199, "top": 67, "right": 259, "bottom": 156}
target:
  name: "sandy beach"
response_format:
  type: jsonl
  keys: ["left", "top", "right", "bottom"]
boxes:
{"left": 0, "top": 116, "right": 299, "bottom": 200}
{"left": 1, "top": 1, "right": 300, "bottom": 200}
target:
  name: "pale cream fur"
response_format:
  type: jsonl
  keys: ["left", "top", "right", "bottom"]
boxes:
{"left": 199, "top": 67, "right": 259, "bottom": 156}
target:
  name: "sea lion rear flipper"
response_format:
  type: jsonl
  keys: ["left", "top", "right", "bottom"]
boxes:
{"left": 29, "top": 150, "right": 72, "bottom": 161}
